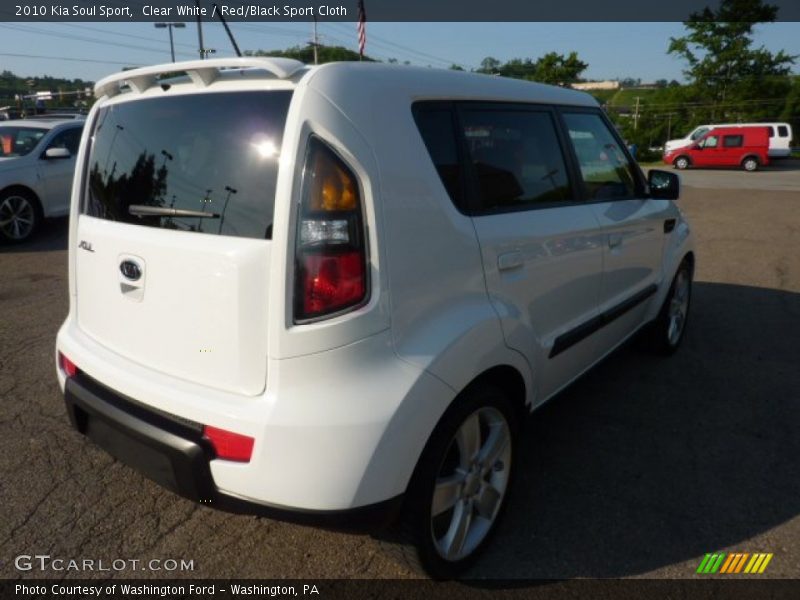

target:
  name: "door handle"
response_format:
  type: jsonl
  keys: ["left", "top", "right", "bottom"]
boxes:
{"left": 608, "top": 234, "right": 623, "bottom": 249}
{"left": 498, "top": 251, "right": 523, "bottom": 271}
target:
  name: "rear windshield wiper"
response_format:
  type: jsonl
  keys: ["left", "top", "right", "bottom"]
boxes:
{"left": 128, "top": 205, "right": 220, "bottom": 219}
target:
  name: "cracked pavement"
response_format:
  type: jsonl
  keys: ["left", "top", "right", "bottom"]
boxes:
{"left": 1, "top": 168, "right": 798, "bottom": 580}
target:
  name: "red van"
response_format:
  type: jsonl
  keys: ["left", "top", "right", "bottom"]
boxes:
{"left": 664, "top": 126, "right": 770, "bottom": 172}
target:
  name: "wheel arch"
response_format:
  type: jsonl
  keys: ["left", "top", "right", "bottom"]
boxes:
{"left": 0, "top": 183, "right": 42, "bottom": 210}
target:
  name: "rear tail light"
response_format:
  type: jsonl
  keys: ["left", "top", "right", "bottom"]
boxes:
{"left": 202, "top": 425, "right": 255, "bottom": 462}
{"left": 58, "top": 352, "right": 79, "bottom": 378}
{"left": 294, "top": 137, "right": 367, "bottom": 321}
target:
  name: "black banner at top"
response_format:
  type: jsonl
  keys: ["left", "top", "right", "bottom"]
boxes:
{"left": 4, "top": 0, "right": 800, "bottom": 22}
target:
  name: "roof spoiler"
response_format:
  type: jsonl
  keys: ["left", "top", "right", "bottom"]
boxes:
{"left": 94, "top": 57, "right": 306, "bottom": 99}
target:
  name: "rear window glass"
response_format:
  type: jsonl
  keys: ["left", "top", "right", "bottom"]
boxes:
{"left": 778, "top": 125, "right": 789, "bottom": 137}
{"left": 0, "top": 126, "right": 47, "bottom": 157}
{"left": 83, "top": 91, "right": 292, "bottom": 239}
{"left": 723, "top": 135, "right": 743, "bottom": 148}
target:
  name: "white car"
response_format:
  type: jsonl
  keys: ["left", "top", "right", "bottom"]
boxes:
{"left": 0, "top": 119, "right": 84, "bottom": 242}
{"left": 56, "top": 58, "right": 694, "bottom": 578}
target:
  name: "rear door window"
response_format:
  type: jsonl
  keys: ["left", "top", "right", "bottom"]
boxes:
{"left": 778, "top": 125, "right": 789, "bottom": 137}
{"left": 83, "top": 91, "right": 292, "bottom": 239}
{"left": 459, "top": 108, "right": 573, "bottom": 212}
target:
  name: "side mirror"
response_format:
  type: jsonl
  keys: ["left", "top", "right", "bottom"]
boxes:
{"left": 648, "top": 169, "right": 680, "bottom": 200}
{"left": 43, "top": 147, "right": 71, "bottom": 159}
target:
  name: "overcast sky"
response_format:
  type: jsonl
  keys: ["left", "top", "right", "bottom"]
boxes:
{"left": 1, "top": 21, "right": 798, "bottom": 83}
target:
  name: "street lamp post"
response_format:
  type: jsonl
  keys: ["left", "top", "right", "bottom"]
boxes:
{"left": 154, "top": 22, "right": 186, "bottom": 62}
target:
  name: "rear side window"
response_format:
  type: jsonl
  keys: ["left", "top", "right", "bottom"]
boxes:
{"left": 562, "top": 112, "right": 637, "bottom": 200}
{"left": 768, "top": 126, "right": 775, "bottom": 137}
{"left": 778, "top": 125, "right": 789, "bottom": 137}
{"left": 83, "top": 91, "right": 292, "bottom": 239}
{"left": 723, "top": 135, "right": 743, "bottom": 148}
{"left": 0, "top": 126, "right": 47, "bottom": 157}
{"left": 460, "top": 109, "right": 572, "bottom": 211}
{"left": 413, "top": 107, "right": 463, "bottom": 208}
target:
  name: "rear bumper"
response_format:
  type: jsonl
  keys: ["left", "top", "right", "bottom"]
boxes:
{"left": 64, "top": 373, "right": 403, "bottom": 531}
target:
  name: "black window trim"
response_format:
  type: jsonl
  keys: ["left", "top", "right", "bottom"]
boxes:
{"left": 411, "top": 101, "right": 470, "bottom": 214}
{"left": 412, "top": 100, "right": 650, "bottom": 219}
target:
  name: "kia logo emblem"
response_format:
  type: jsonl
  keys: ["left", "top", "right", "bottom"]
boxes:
{"left": 119, "top": 260, "right": 142, "bottom": 281}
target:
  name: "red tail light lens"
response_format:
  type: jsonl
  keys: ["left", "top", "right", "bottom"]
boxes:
{"left": 59, "top": 352, "right": 79, "bottom": 378}
{"left": 202, "top": 425, "right": 255, "bottom": 463}
{"left": 295, "top": 138, "right": 368, "bottom": 321}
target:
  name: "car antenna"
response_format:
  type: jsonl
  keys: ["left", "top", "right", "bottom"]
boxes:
{"left": 212, "top": 4, "right": 242, "bottom": 57}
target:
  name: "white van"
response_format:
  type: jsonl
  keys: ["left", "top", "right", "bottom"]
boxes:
{"left": 664, "top": 122, "right": 793, "bottom": 158}
{"left": 56, "top": 58, "right": 694, "bottom": 577}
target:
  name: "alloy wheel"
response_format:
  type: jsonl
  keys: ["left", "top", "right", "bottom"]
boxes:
{"left": 667, "top": 268, "right": 690, "bottom": 346}
{"left": 0, "top": 195, "right": 36, "bottom": 241}
{"left": 430, "top": 406, "right": 512, "bottom": 562}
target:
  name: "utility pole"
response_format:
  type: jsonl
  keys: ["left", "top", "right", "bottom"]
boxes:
{"left": 154, "top": 22, "right": 185, "bottom": 62}
{"left": 312, "top": 16, "right": 319, "bottom": 65}
{"left": 633, "top": 96, "right": 641, "bottom": 131}
{"left": 194, "top": 0, "right": 205, "bottom": 59}
{"left": 664, "top": 112, "right": 678, "bottom": 142}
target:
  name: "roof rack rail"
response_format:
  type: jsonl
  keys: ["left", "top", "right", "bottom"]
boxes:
{"left": 94, "top": 57, "right": 306, "bottom": 99}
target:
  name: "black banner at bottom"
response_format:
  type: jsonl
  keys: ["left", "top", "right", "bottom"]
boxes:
{"left": 3, "top": 579, "right": 800, "bottom": 600}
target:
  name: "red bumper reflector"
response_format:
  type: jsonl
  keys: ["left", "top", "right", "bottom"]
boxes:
{"left": 202, "top": 425, "right": 255, "bottom": 463}
{"left": 59, "top": 352, "right": 78, "bottom": 377}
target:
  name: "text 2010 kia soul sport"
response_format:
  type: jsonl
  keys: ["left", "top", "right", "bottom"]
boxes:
{"left": 56, "top": 58, "right": 694, "bottom": 578}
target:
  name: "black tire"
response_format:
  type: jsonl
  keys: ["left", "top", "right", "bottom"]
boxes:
{"left": 377, "top": 384, "right": 519, "bottom": 579}
{"left": 0, "top": 188, "right": 42, "bottom": 243}
{"left": 673, "top": 156, "right": 690, "bottom": 170}
{"left": 642, "top": 259, "right": 693, "bottom": 355}
{"left": 742, "top": 156, "right": 759, "bottom": 172}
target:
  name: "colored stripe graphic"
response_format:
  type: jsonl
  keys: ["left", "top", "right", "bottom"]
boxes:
{"left": 697, "top": 554, "right": 712, "bottom": 574}
{"left": 719, "top": 554, "right": 736, "bottom": 573}
{"left": 734, "top": 553, "right": 750, "bottom": 573}
{"left": 758, "top": 554, "right": 773, "bottom": 573}
{"left": 698, "top": 552, "right": 773, "bottom": 574}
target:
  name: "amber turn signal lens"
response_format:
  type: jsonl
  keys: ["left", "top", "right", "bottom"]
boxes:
{"left": 310, "top": 151, "right": 358, "bottom": 212}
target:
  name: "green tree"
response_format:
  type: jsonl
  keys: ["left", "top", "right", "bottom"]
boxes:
{"left": 477, "top": 53, "right": 587, "bottom": 85}
{"left": 529, "top": 52, "right": 587, "bottom": 85}
{"left": 478, "top": 57, "right": 502, "bottom": 74}
{"left": 668, "top": 0, "right": 795, "bottom": 122}
{"left": 246, "top": 44, "right": 374, "bottom": 64}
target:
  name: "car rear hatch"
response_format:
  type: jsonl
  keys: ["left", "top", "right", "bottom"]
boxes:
{"left": 75, "top": 86, "right": 293, "bottom": 396}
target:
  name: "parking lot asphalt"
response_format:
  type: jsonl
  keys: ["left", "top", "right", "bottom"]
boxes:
{"left": 1, "top": 167, "right": 798, "bottom": 581}
{"left": 652, "top": 158, "right": 800, "bottom": 192}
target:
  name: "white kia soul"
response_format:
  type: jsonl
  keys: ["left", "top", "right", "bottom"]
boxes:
{"left": 56, "top": 58, "right": 694, "bottom": 578}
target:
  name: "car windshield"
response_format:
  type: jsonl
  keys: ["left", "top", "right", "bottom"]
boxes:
{"left": 0, "top": 126, "right": 48, "bottom": 157}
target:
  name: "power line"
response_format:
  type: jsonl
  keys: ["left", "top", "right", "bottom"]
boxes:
{"left": 0, "top": 23, "right": 196, "bottom": 60}
{"left": 0, "top": 52, "right": 139, "bottom": 67}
